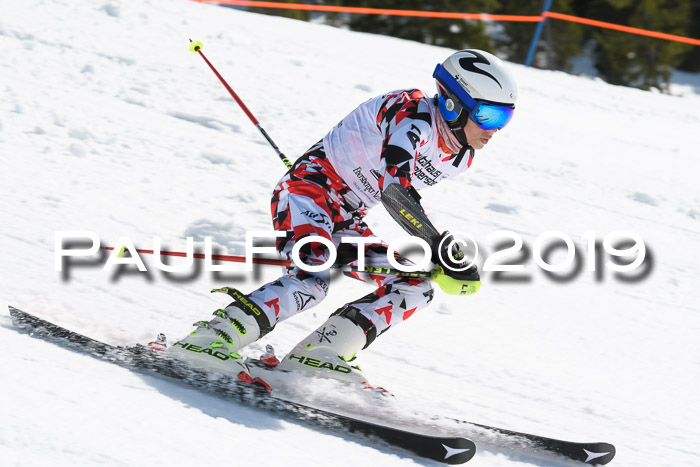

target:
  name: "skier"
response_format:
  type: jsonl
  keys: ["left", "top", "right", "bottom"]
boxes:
{"left": 169, "top": 49, "right": 518, "bottom": 385}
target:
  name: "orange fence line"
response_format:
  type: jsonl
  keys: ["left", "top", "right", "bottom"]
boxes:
{"left": 192, "top": 0, "right": 700, "bottom": 46}
{"left": 191, "top": 0, "right": 542, "bottom": 22}
{"left": 544, "top": 11, "right": 700, "bottom": 47}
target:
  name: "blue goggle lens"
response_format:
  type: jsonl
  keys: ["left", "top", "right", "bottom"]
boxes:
{"left": 472, "top": 102, "right": 514, "bottom": 131}
{"left": 433, "top": 63, "right": 514, "bottom": 131}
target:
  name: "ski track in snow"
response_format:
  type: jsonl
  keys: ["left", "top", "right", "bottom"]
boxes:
{"left": 1, "top": 0, "right": 700, "bottom": 466}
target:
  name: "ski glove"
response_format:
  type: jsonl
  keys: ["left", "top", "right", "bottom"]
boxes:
{"left": 431, "top": 231, "right": 480, "bottom": 281}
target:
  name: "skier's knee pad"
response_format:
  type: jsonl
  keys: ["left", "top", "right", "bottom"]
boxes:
{"left": 331, "top": 305, "right": 377, "bottom": 349}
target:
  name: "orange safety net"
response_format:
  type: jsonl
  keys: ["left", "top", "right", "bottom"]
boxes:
{"left": 544, "top": 11, "right": 700, "bottom": 47}
{"left": 191, "top": 0, "right": 700, "bottom": 46}
{"left": 191, "top": 0, "right": 542, "bottom": 22}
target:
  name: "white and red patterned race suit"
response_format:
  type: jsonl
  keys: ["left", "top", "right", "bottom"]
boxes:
{"left": 246, "top": 89, "right": 474, "bottom": 343}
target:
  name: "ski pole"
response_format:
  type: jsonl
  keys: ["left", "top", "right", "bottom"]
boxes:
{"left": 189, "top": 39, "right": 292, "bottom": 169}
{"left": 104, "top": 247, "right": 480, "bottom": 296}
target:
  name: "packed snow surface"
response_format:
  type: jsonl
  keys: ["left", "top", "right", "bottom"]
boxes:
{"left": 1, "top": 1, "right": 700, "bottom": 466}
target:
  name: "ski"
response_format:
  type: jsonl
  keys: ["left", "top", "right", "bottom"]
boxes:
{"left": 443, "top": 417, "right": 616, "bottom": 465}
{"left": 247, "top": 356, "right": 616, "bottom": 465}
{"left": 8, "top": 306, "right": 475, "bottom": 465}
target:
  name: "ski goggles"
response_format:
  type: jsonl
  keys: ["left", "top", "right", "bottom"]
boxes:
{"left": 433, "top": 64, "right": 515, "bottom": 131}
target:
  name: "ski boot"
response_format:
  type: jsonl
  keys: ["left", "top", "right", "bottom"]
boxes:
{"left": 167, "top": 288, "right": 273, "bottom": 389}
{"left": 277, "top": 306, "right": 376, "bottom": 386}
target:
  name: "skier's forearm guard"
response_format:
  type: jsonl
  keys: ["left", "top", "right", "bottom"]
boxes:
{"left": 380, "top": 183, "right": 440, "bottom": 244}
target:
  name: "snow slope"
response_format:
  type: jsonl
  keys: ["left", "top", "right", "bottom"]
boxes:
{"left": 1, "top": 0, "right": 700, "bottom": 465}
